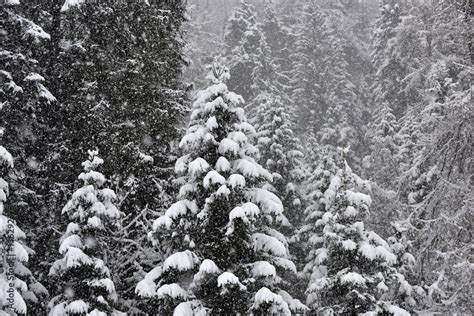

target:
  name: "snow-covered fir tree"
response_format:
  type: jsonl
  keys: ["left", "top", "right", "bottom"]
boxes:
{"left": 254, "top": 93, "right": 305, "bottom": 227}
{"left": 224, "top": 1, "right": 267, "bottom": 101}
{"left": 0, "top": 2, "right": 55, "bottom": 313}
{"left": 260, "top": 3, "right": 294, "bottom": 79}
{"left": 48, "top": 150, "right": 122, "bottom": 315}
{"left": 55, "top": 1, "right": 190, "bottom": 310}
{"left": 136, "top": 63, "right": 307, "bottom": 315}
{"left": 304, "top": 149, "right": 411, "bottom": 315}
{"left": 0, "top": 145, "right": 47, "bottom": 314}
{"left": 289, "top": 3, "right": 328, "bottom": 135}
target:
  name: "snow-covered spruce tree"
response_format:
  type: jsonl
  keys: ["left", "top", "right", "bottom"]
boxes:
{"left": 57, "top": 1, "right": 189, "bottom": 309}
{"left": 0, "top": 2, "right": 53, "bottom": 312}
{"left": 363, "top": 102, "right": 401, "bottom": 187}
{"left": 0, "top": 145, "right": 47, "bottom": 314}
{"left": 48, "top": 150, "right": 122, "bottom": 315}
{"left": 260, "top": 3, "right": 294, "bottom": 79}
{"left": 361, "top": 102, "right": 404, "bottom": 233}
{"left": 289, "top": 3, "right": 328, "bottom": 136}
{"left": 136, "top": 64, "right": 306, "bottom": 315}
{"left": 254, "top": 93, "right": 305, "bottom": 227}
{"left": 224, "top": 0, "right": 265, "bottom": 101}
{"left": 304, "top": 149, "right": 411, "bottom": 315}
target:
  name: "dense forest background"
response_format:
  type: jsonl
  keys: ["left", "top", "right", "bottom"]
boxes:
{"left": 0, "top": 0, "right": 472, "bottom": 314}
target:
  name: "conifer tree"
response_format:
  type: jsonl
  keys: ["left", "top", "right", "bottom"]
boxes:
{"left": 55, "top": 2, "right": 190, "bottom": 308}
{"left": 289, "top": 3, "right": 328, "bottom": 135}
{"left": 48, "top": 150, "right": 122, "bottom": 315}
{"left": 224, "top": 1, "right": 266, "bottom": 101}
{"left": 136, "top": 64, "right": 306, "bottom": 315}
{"left": 0, "top": 2, "right": 55, "bottom": 312}
{"left": 0, "top": 145, "right": 47, "bottom": 314}
{"left": 260, "top": 3, "right": 294, "bottom": 77}
{"left": 254, "top": 93, "right": 305, "bottom": 227}
{"left": 363, "top": 102, "right": 401, "bottom": 186}
{"left": 304, "top": 149, "right": 411, "bottom": 315}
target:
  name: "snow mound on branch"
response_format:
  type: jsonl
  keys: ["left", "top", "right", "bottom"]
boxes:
{"left": 157, "top": 283, "right": 187, "bottom": 300}
{"left": 205, "top": 116, "right": 218, "bottom": 130}
{"left": 226, "top": 91, "right": 244, "bottom": 105}
{"left": 235, "top": 122, "right": 256, "bottom": 136}
{"left": 234, "top": 159, "right": 269, "bottom": 178}
{"left": 386, "top": 304, "right": 411, "bottom": 316}
{"left": 228, "top": 131, "right": 247, "bottom": 144}
{"left": 66, "top": 300, "right": 88, "bottom": 314}
{"left": 135, "top": 267, "right": 163, "bottom": 298}
{"left": 175, "top": 155, "right": 190, "bottom": 174}
{"left": 79, "top": 170, "right": 106, "bottom": 186}
{"left": 38, "top": 83, "right": 56, "bottom": 103}
{"left": 218, "top": 138, "right": 239, "bottom": 156}
{"left": 65, "top": 222, "right": 80, "bottom": 234}
{"left": 215, "top": 157, "right": 231, "bottom": 172}
{"left": 251, "top": 188, "right": 284, "bottom": 216}
{"left": 188, "top": 158, "right": 210, "bottom": 175}
{"left": 341, "top": 272, "right": 365, "bottom": 285}
{"left": 252, "top": 233, "right": 287, "bottom": 257}
{"left": 341, "top": 239, "right": 357, "bottom": 251}
{"left": 272, "top": 257, "right": 297, "bottom": 273}
{"left": 49, "top": 247, "right": 92, "bottom": 274}
{"left": 173, "top": 300, "right": 207, "bottom": 316}
{"left": 252, "top": 261, "right": 276, "bottom": 278}
{"left": 204, "top": 96, "right": 228, "bottom": 114}
{"left": 252, "top": 287, "right": 290, "bottom": 315}
{"left": 203, "top": 170, "right": 225, "bottom": 189}
{"left": 81, "top": 156, "right": 103, "bottom": 171}
{"left": 278, "top": 289, "right": 309, "bottom": 313}
{"left": 198, "top": 259, "right": 220, "bottom": 275}
{"left": 228, "top": 174, "right": 246, "bottom": 188}
{"left": 165, "top": 200, "right": 198, "bottom": 219}
{"left": 12, "top": 241, "right": 28, "bottom": 262}
{"left": 217, "top": 272, "right": 246, "bottom": 290}
{"left": 216, "top": 185, "right": 230, "bottom": 196}
{"left": 87, "top": 309, "right": 107, "bottom": 316}
{"left": 59, "top": 235, "right": 83, "bottom": 254}
{"left": 242, "top": 202, "right": 260, "bottom": 217}
{"left": 359, "top": 240, "right": 397, "bottom": 264}
{"left": 228, "top": 207, "right": 249, "bottom": 223}
{"left": 153, "top": 215, "right": 172, "bottom": 230}
{"left": 346, "top": 190, "right": 372, "bottom": 206}
{"left": 100, "top": 188, "right": 116, "bottom": 201}
{"left": 87, "top": 216, "right": 103, "bottom": 228}
{"left": 24, "top": 73, "right": 44, "bottom": 82}
{"left": 344, "top": 206, "right": 358, "bottom": 217}
{"left": 0, "top": 146, "right": 14, "bottom": 168}
{"left": 163, "top": 250, "right": 199, "bottom": 272}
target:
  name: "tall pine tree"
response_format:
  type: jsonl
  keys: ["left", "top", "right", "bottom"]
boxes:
{"left": 136, "top": 64, "right": 306, "bottom": 315}
{"left": 49, "top": 151, "right": 122, "bottom": 315}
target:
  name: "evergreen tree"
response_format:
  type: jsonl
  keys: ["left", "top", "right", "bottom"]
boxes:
{"left": 54, "top": 1, "right": 190, "bottom": 309}
{"left": 224, "top": 1, "right": 266, "bottom": 101}
{"left": 254, "top": 93, "right": 305, "bottom": 227}
{"left": 0, "top": 2, "right": 56, "bottom": 313}
{"left": 372, "top": 2, "right": 473, "bottom": 311}
{"left": 289, "top": 3, "right": 328, "bottom": 135}
{"left": 304, "top": 149, "right": 411, "bottom": 315}
{"left": 48, "top": 150, "right": 122, "bottom": 315}
{"left": 0, "top": 145, "right": 47, "bottom": 314}
{"left": 136, "top": 64, "right": 306, "bottom": 315}
{"left": 363, "top": 102, "right": 401, "bottom": 186}
{"left": 260, "top": 3, "right": 294, "bottom": 78}
{"left": 289, "top": 1, "right": 369, "bottom": 162}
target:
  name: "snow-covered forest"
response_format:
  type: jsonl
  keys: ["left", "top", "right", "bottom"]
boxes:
{"left": 0, "top": 0, "right": 472, "bottom": 314}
